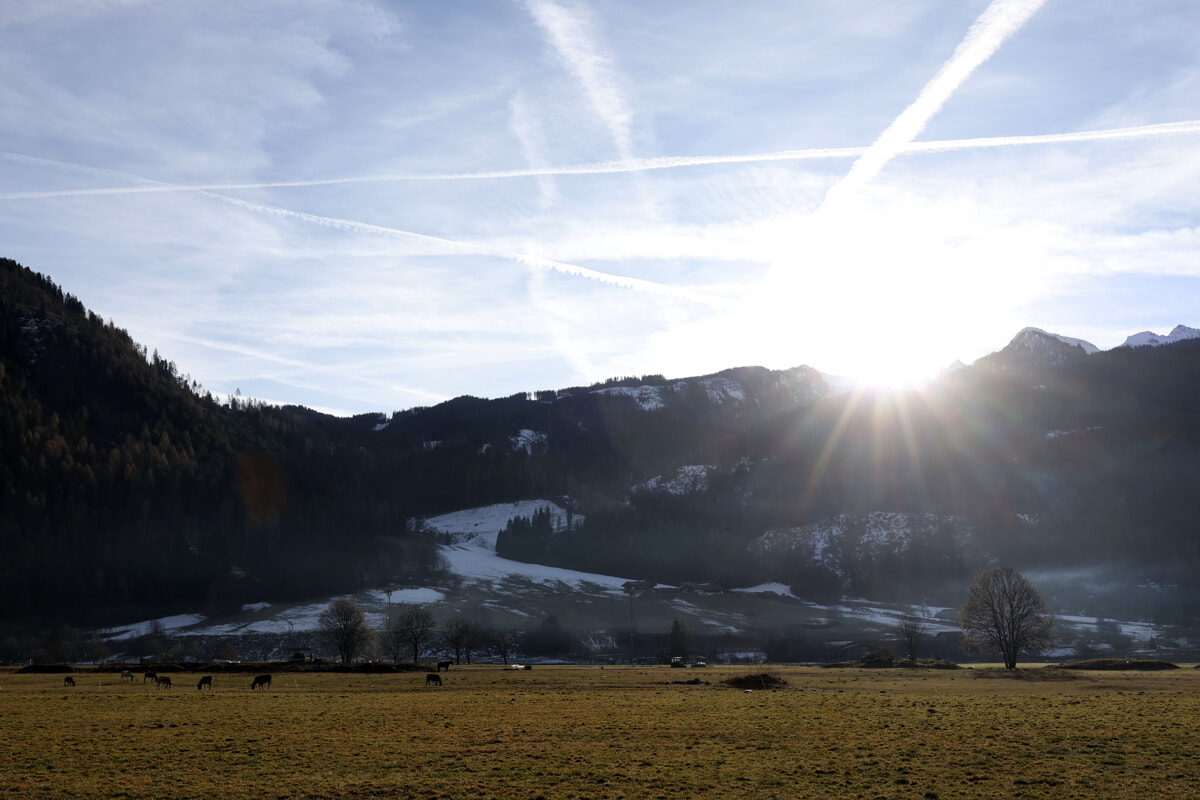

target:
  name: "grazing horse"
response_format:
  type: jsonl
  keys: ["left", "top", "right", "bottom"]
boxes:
{"left": 436, "top": 660, "right": 452, "bottom": 672}
{"left": 121, "top": 670, "right": 135, "bottom": 683}
{"left": 425, "top": 673, "right": 442, "bottom": 686}
{"left": 196, "top": 675, "right": 213, "bottom": 691}
{"left": 63, "top": 676, "right": 75, "bottom": 687}
{"left": 156, "top": 675, "right": 173, "bottom": 690}
{"left": 251, "top": 674, "right": 272, "bottom": 691}
{"left": 143, "top": 670, "right": 157, "bottom": 684}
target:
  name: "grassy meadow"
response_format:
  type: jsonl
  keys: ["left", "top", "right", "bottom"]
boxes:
{"left": 2, "top": 664, "right": 1199, "bottom": 799}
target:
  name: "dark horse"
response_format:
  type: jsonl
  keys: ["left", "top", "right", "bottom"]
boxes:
{"left": 425, "top": 673, "right": 442, "bottom": 686}
{"left": 63, "top": 676, "right": 75, "bottom": 687}
{"left": 251, "top": 674, "right": 272, "bottom": 690}
{"left": 197, "top": 675, "right": 213, "bottom": 691}
{"left": 436, "top": 660, "right": 452, "bottom": 672}
{"left": 156, "top": 675, "right": 173, "bottom": 690}
{"left": 143, "top": 669, "right": 157, "bottom": 683}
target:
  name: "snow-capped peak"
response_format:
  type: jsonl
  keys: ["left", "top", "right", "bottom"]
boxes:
{"left": 1012, "top": 327, "right": 1099, "bottom": 355}
{"left": 1121, "top": 324, "right": 1200, "bottom": 349}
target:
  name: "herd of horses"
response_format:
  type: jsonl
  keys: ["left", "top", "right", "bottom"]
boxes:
{"left": 59, "top": 671, "right": 262, "bottom": 691}
{"left": 57, "top": 667, "right": 468, "bottom": 690}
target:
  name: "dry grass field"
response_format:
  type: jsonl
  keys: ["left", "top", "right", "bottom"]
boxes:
{"left": 2, "top": 664, "right": 1199, "bottom": 799}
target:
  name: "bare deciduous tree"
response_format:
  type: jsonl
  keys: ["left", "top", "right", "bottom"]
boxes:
{"left": 319, "top": 598, "right": 373, "bottom": 664}
{"left": 491, "top": 629, "right": 516, "bottom": 665}
{"left": 386, "top": 603, "right": 436, "bottom": 664}
{"left": 897, "top": 614, "right": 928, "bottom": 660}
{"left": 959, "top": 566, "right": 1053, "bottom": 669}
{"left": 442, "top": 614, "right": 480, "bottom": 665}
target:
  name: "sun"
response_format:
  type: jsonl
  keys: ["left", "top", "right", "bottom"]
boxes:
{"left": 839, "top": 349, "right": 943, "bottom": 391}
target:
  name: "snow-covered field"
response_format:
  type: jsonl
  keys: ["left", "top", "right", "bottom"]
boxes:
{"left": 100, "top": 501, "right": 1171, "bottom": 659}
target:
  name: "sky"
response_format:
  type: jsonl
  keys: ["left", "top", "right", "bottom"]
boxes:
{"left": 2, "top": 1, "right": 1199, "bottom": 416}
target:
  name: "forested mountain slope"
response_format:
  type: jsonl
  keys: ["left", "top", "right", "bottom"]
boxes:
{"left": 4, "top": 257, "right": 1200, "bottom": 632}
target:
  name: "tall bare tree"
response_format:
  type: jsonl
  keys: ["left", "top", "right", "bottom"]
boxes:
{"left": 442, "top": 614, "right": 480, "bottom": 665}
{"left": 959, "top": 566, "right": 1053, "bottom": 669}
{"left": 897, "top": 613, "right": 928, "bottom": 660}
{"left": 491, "top": 629, "right": 516, "bottom": 665}
{"left": 386, "top": 603, "right": 436, "bottom": 664}
{"left": 319, "top": 598, "right": 373, "bottom": 664}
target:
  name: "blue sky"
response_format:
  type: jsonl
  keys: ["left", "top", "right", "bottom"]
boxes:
{"left": 2, "top": 1, "right": 1199, "bottom": 415}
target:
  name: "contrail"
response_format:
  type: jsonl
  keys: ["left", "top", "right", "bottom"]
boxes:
{"left": 0, "top": 150, "right": 730, "bottom": 306}
{"left": 206, "top": 193, "right": 733, "bottom": 308}
{"left": 3, "top": 119, "right": 1198, "bottom": 201}
{"left": 520, "top": 0, "right": 635, "bottom": 159}
{"left": 820, "top": 0, "right": 1049, "bottom": 212}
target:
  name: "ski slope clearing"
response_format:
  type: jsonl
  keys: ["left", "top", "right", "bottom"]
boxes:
{"left": 422, "top": 500, "right": 577, "bottom": 548}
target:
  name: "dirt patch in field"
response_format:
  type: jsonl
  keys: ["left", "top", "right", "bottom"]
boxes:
{"left": 722, "top": 673, "right": 788, "bottom": 690}
{"left": 1053, "top": 658, "right": 1179, "bottom": 671}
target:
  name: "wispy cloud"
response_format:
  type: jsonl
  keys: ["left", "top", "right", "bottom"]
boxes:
{"left": 820, "top": 0, "right": 1049, "bottom": 212}
{"left": 206, "top": 193, "right": 731, "bottom": 308}
{"left": 4, "top": 2, "right": 1197, "bottom": 413}
{"left": 508, "top": 92, "right": 558, "bottom": 207}
{"left": 519, "top": 0, "right": 634, "bottom": 159}
{"left": 7, "top": 120, "right": 1199, "bottom": 201}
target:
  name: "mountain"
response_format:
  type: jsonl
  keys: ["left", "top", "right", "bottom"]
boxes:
{"left": 975, "top": 327, "right": 1098, "bottom": 372}
{"left": 1122, "top": 324, "right": 1200, "bottom": 349}
{"left": 5, "top": 256, "right": 1200, "bottom": 640}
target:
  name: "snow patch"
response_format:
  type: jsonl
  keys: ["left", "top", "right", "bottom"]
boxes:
{"left": 420, "top": 500, "right": 577, "bottom": 548}
{"left": 593, "top": 384, "right": 665, "bottom": 411}
{"left": 1014, "top": 327, "right": 1099, "bottom": 354}
{"left": 1121, "top": 324, "right": 1200, "bottom": 348}
{"left": 636, "top": 465, "right": 711, "bottom": 495}
{"left": 510, "top": 429, "right": 547, "bottom": 455}
{"left": 102, "top": 614, "right": 207, "bottom": 641}
{"left": 733, "top": 582, "right": 797, "bottom": 599}
{"left": 752, "top": 512, "right": 968, "bottom": 574}
{"left": 440, "top": 543, "right": 630, "bottom": 592}
{"left": 700, "top": 376, "right": 745, "bottom": 404}
{"left": 1045, "top": 426, "right": 1102, "bottom": 440}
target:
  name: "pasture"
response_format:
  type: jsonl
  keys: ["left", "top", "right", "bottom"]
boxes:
{"left": 2, "top": 664, "right": 1199, "bottom": 799}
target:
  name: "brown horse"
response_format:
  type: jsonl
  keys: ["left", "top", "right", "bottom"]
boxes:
{"left": 63, "top": 676, "right": 75, "bottom": 687}
{"left": 425, "top": 673, "right": 442, "bottom": 686}
{"left": 251, "top": 674, "right": 272, "bottom": 690}
{"left": 143, "top": 669, "right": 157, "bottom": 684}
{"left": 436, "top": 660, "right": 452, "bottom": 672}
{"left": 196, "top": 675, "right": 213, "bottom": 691}
{"left": 156, "top": 675, "right": 173, "bottom": 690}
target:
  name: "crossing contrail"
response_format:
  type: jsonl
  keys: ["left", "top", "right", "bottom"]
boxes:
{"left": 3, "top": 119, "right": 1197, "bottom": 202}
{"left": 520, "top": 0, "right": 635, "bottom": 160}
{"left": 207, "top": 193, "right": 733, "bottom": 308}
{"left": 820, "top": 0, "right": 1049, "bottom": 212}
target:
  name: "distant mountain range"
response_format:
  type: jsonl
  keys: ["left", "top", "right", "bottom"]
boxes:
{"left": 4, "top": 256, "right": 1200, "bottom": 638}
{"left": 1121, "top": 324, "right": 1200, "bottom": 349}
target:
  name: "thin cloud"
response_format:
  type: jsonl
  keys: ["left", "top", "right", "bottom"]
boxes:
{"left": 820, "top": 0, "right": 1049, "bottom": 212}
{"left": 519, "top": 0, "right": 634, "bottom": 158}
{"left": 508, "top": 92, "right": 558, "bottom": 207}
{"left": 5, "top": 120, "right": 1199, "bottom": 201}
{"left": 0, "top": 149, "right": 728, "bottom": 307}
{"left": 205, "top": 193, "right": 732, "bottom": 308}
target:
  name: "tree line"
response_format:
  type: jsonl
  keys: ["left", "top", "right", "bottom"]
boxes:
{"left": 6, "top": 255, "right": 1200, "bottom": 635}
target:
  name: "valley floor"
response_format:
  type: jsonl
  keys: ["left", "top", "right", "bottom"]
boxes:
{"left": 4, "top": 664, "right": 1200, "bottom": 799}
